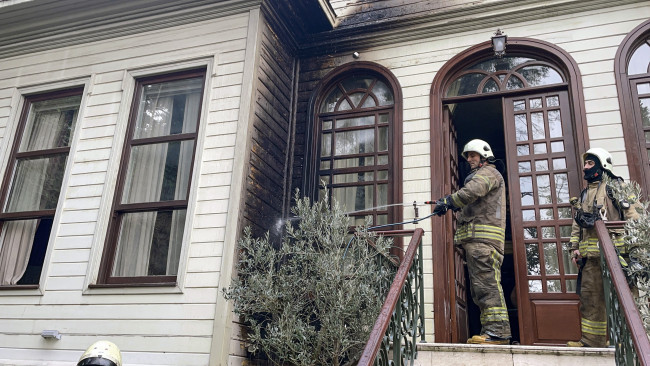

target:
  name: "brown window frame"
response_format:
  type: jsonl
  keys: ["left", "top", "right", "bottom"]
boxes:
{"left": 0, "top": 87, "right": 83, "bottom": 288}
{"left": 615, "top": 19, "right": 650, "bottom": 193}
{"left": 309, "top": 62, "right": 403, "bottom": 233}
{"left": 96, "top": 68, "right": 206, "bottom": 286}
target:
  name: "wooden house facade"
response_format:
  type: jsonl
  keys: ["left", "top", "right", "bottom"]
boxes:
{"left": 0, "top": 0, "right": 648, "bottom": 364}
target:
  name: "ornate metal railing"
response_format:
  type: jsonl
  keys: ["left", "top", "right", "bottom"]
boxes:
{"left": 595, "top": 220, "right": 650, "bottom": 366}
{"left": 358, "top": 228, "right": 426, "bottom": 366}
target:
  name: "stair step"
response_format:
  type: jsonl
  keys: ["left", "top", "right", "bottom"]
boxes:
{"left": 414, "top": 343, "right": 615, "bottom": 366}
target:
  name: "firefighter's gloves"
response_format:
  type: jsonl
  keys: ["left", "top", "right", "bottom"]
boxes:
{"left": 433, "top": 195, "right": 458, "bottom": 216}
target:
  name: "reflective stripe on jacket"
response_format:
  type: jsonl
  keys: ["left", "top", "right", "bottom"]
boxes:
{"left": 452, "top": 164, "right": 506, "bottom": 250}
{"left": 569, "top": 181, "right": 639, "bottom": 258}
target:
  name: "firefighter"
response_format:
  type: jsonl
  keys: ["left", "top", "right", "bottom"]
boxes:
{"left": 77, "top": 340, "right": 122, "bottom": 366}
{"left": 566, "top": 147, "right": 639, "bottom": 348}
{"left": 433, "top": 139, "right": 511, "bottom": 345}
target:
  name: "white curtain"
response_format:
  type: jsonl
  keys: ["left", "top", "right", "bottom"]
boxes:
{"left": 113, "top": 92, "right": 199, "bottom": 277}
{"left": 0, "top": 110, "right": 67, "bottom": 285}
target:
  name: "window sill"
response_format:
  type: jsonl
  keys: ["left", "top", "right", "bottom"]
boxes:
{"left": 0, "top": 284, "right": 42, "bottom": 296}
{"left": 84, "top": 282, "right": 182, "bottom": 295}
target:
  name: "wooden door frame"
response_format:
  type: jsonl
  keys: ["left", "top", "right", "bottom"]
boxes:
{"left": 614, "top": 19, "right": 650, "bottom": 194}
{"left": 429, "top": 38, "right": 589, "bottom": 343}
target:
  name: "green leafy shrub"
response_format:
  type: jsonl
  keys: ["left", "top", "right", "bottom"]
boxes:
{"left": 223, "top": 192, "right": 395, "bottom": 366}
{"left": 606, "top": 177, "right": 650, "bottom": 334}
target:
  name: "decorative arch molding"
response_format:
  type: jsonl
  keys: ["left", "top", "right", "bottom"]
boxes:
{"left": 428, "top": 37, "right": 589, "bottom": 343}
{"left": 614, "top": 19, "right": 650, "bottom": 192}
{"left": 303, "top": 61, "right": 403, "bottom": 225}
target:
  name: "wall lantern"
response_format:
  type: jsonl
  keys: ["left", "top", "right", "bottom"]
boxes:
{"left": 491, "top": 29, "right": 507, "bottom": 58}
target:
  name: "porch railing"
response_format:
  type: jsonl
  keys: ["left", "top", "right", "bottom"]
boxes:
{"left": 595, "top": 220, "right": 650, "bottom": 366}
{"left": 358, "top": 228, "right": 426, "bottom": 366}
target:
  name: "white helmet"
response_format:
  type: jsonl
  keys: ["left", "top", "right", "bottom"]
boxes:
{"left": 582, "top": 147, "right": 613, "bottom": 173}
{"left": 462, "top": 139, "right": 494, "bottom": 160}
{"left": 77, "top": 341, "right": 122, "bottom": 366}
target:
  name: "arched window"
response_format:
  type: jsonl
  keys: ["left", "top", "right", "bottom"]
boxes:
{"left": 446, "top": 56, "right": 565, "bottom": 97}
{"left": 314, "top": 68, "right": 401, "bottom": 227}
{"left": 615, "top": 20, "right": 650, "bottom": 192}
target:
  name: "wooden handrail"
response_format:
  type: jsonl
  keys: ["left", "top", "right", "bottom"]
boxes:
{"left": 358, "top": 227, "right": 425, "bottom": 366}
{"left": 595, "top": 220, "right": 650, "bottom": 365}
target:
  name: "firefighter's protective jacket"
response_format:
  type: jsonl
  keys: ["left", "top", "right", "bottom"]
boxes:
{"left": 569, "top": 181, "right": 640, "bottom": 258}
{"left": 451, "top": 163, "right": 506, "bottom": 251}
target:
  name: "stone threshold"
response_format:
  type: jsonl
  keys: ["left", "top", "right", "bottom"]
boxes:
{"left": 417, "top": 342, "right": 615, "bottom": 357}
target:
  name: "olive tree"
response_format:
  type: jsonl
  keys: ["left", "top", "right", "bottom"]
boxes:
{"left": 223, "top": 192, "right": 395, "bottom": 366}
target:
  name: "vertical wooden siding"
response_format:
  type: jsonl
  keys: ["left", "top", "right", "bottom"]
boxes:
{"left": 0, "top": 13, "right": 252, "bottom": 366}
{"left": 292, "top": 2, "right": 650, "bottom": 342}
{"left": 242, "top": 16, "right": 296, "bottom": 240}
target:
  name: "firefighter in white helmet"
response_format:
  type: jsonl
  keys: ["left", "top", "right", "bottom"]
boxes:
{"left": 433, "top": 139, "right": 511, "bottom": 345}
{"left": 566, "top": 147, "right": 640, "bottom": 347}
{"left": 77, "top": 341, "right": 122, "bottom": 366}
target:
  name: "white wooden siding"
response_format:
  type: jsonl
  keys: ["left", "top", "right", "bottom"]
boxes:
{"left": 0, "top": 10, "right": 253, "bottom": 366}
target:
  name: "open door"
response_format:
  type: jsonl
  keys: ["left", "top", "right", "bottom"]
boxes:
{"left": 442, "top": 106, "right": 469, "bottom": 343}
{"left": 502, "top": 91, "right": 582, "bottom": 345}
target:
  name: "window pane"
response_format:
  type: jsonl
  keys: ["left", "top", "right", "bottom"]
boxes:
{"left": 341, "top": 76, "right": 373, "bottom": 92}
{"left": 530, "top": 98, "right": 543, "bottom": 109}
{"left": 531, "top": 112, "right": 545, "bottom": 139}
{"left": 526, "top": 244, "right": 540, "bottom": 275}
{"left": 134, "top": 77, "right": 203, "bottom": 139}
{"left": 332, "top": 185, "right": 373, "bottom": 213}
{"left": 547, "top": 280, "right": 562, "bottom": 293}
{"left": 336, "top": 116, "right": 374, "bottom": 128}
{"left": 638, "top": 83, "right": 650, "bottom": 95}
{"left": 513, "top": 100, "right": 526, "bottom": 111}
{"left": 482, "top": 79, "right": 499, "bottom": 93}
{"left": 551, "top": 141, "right": 564, "bottom": 152}
{"left": 121, "top": 141, "right": 194, "bottom": 204}
{"left": 333, "top": 172, "right": 373, "bottom": 183}
{"left": 446, "top": 73, "right": 485, "bottom": 97}
{"left": 523, "top": 209, "right": 536, "bottom": 221}
{"left": 378, "top": 126, "right": 388, "bottom": 151}
{"left": 544, "top": 243, "right": 560, "bottom": 275}
{"left": 540, "top": 208, "right": 554, "bottom": 220}
{"left": 471, "top": 57, "right": 533, "bottom": 72}
{"left": 535, "top": 160, "right": 548, "bottom": 171}
{"left": 348, "top": 92, "right": 365, "bottom": 108}
{"left": 640, "top": 98, "right": 650, "bottom": 127}
{"left": 321, "top": 86, "right": 343, "bottom": 113}
{"left": 20, "top": 95, "right": 81, "bottom": 152}
{"left": 628, "top": 43, "right": 650, "bottom": 75}
{"left": 361, "top": 96, "right": 377, "bottom": 108}
{"left": 529, "top": 280, "right": 543, "bottom": 293}
{"left": 517, "top": 145, "right": 530, "bottom": 156}
{"left": 372, "top": 80, "right": 394, "bottom": 106}
{"left": 377, "top": 184, "right": 387, "bottom": 207}
{"left": 562, "top": 242, "right": 579, "bottom": 275}
{"left": 335, "top": 129, "right": 374, "bottom": 155}
{"left": 520, "top": 176, "right": 534, "bottom": 206}
{"left": 558, "top": 208, "right": 572, "bottom": 219}
{"left": 547, "top": 96, "right": 559, "bottom": 107}
{"left": 548, "top": 110, "right": 562, "bottom": 138}
{"left": 333, "top": 156, "right": 374, "bottom": 169}
{"left": 553, "top": 158, "right": 566, "bottom": 170}
{"left": 520, "top": 65, "right": 563, "bottom": 86}
{"left": 534, "top": 143, "right": 547, "bottom": 154}
{"left": 112, "top": 209, "right": 186, "bottom": 277}
{"left": 541, "top": 227, "right": 556, "bottom": 239}
{"left": 537, "top": 175, "right": 551, "bottom": 204}
{"left": 506, "top": 76, "right": 525, "bottom": 90}
{"left": 555, "top": 173, "right": 570, "bottom": 203}
{"left": 515, "top": 114, "right": 528, "bottom": 141}
{"left": 321, "top": 133, "right": 331, "bottom": 157}
{"left": 0, "top": 218, "right": 53, "bottom": 285}
{"left": 5, "top": 155, "right": 67, "bottom": 212}
{"left": 518, "top": 161, "right": 531, "bottom": 173}
{"left": 523, "top": 227, "right": 537, "bottom": 239}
